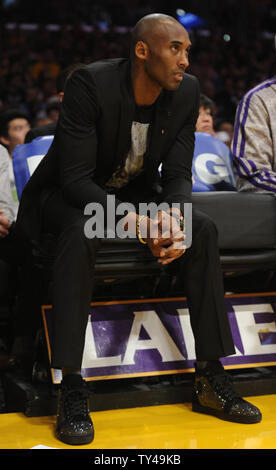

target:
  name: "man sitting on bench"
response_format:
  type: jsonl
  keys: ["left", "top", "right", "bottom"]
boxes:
{"left": 16, "top": 13, "right": 261, "bottom": 445}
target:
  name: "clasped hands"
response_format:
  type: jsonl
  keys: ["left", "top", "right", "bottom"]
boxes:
{"left": 139, "top": 210, "right": 186, "bottom": 265}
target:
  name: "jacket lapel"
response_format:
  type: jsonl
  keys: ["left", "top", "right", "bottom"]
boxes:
{"left": 144, "top": 90, "right": 173, "bottom": 185}
{"left": 113, "top": 60, "right": 135, "bottom": 172}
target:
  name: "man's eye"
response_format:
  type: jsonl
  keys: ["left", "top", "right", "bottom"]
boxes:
{"left": 171, "top": 45, "right": 179, "bottom": 51}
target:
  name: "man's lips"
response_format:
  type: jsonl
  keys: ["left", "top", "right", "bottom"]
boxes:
{"left": 174, "top": 71, "right": 184, "bottom": 81}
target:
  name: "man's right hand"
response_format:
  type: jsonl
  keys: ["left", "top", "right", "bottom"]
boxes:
{"left": 139, "top": 213, "right": 185, "bottom": 262}
{"left": 0, "top": 210, "right": 11, "bottom": 238}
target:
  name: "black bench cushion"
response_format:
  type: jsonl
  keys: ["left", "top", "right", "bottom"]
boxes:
{"left": 191, "top": 192, "right": 276, "bottom": 250}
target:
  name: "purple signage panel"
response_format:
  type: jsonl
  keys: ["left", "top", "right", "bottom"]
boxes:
{"left": 41, "top": 293, "right": 276, "bottom": 384}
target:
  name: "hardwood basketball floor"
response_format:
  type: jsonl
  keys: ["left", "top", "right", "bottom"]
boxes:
{"left": 0, "top": 395, "right": 275, "bottom": 450}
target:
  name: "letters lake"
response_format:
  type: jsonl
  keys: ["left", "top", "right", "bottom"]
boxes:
{"left": 41, "top": 294, "right": 276, "bottom": 383}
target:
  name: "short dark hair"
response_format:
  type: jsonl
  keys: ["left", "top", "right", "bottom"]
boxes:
{"left": 56, "top": 63, "right": 84, "bottom": 94}
{"left": 199, "top": 94, "right": 215, "bottom": 115}
{"left": 0, "top": 109, "right": 31, "bottom": 138}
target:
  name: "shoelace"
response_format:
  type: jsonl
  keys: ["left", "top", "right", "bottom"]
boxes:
{"left": 207, "top": 370, "right": 241, "bottom": 404}
{"left": 62, "top": 387, "right": 90, "bottom": 420}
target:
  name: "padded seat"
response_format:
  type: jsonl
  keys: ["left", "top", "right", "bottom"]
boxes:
{"left": 95, "top": 238, "right": 161, "bottom": 279}
{"left": 191, "top": 192, "right": 276, "bottom": 249}
{"left": 192, "top": 191, "right": 276, "bottom": 273}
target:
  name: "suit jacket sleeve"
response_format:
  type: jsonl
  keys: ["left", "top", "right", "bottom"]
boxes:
{"left": 56, "top": 68, "right": 123, "bottom": 219}
{"left": 161, "top": 76, "right": 200, "bottom": 207}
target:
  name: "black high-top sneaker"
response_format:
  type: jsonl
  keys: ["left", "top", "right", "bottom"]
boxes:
{"left": 192, "top": 361, "right": 262, "bottom": 424}
{"left": 56, "top": 374, "right": 94, "bottom": 445}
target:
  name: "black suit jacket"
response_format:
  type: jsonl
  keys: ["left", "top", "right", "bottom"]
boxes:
{"left": 16, "top": 58, "right": 199, "bottom": 243}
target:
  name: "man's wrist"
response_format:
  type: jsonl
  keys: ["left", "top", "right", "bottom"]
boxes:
{"left": 136, "top": 215, "right": 148, "bottom": 244}
{"left": 170, "top": 212, "right": 184, "bottom": 231}
{"left": 163, "top": 208, "right": 184, "bottom": 231}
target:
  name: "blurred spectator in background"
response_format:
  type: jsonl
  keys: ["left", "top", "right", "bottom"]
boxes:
{"left": 0, "top": 1, "right": 275, "bottom": 127}
{"left": 19, "top": 87, "right": 45, "bottom": 124}
{"left": 195, "top": 94, "right": 216, "bottom": 135}
{"left": 30, "top": 48, "right": 61, "bottom": 82}
{"left": 25, "top": 63, "right": 84, "bottom": 143}
{"left": 44, "top": 97, "right": 60, "bottom": 123}
{"left": 215, "top": 120, "right": 234, "bottom": 148}
{"left": 0, "top": 109, "right": 31, "bottom": 157}
{"left": 195, "top": 94, "right": 234, "bottom": 150}
{"left": 0, "top": 109, "right": 31, "bottom": 216}
{"left": 231, "top": 75, "right": 276, "bottom": 192}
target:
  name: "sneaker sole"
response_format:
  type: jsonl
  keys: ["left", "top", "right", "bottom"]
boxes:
{"left": 57, "top": 431, "right": 94, "bottom": 446}
{"left": 192, "top": 401, "right": 262, "bottom": 424}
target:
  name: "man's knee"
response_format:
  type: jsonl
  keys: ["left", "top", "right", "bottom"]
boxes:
{"left": 58, "top": 218, "right": 101, "bottom": 257}
{"left": 191, "top": 210, "right": 219, "bottom": 245}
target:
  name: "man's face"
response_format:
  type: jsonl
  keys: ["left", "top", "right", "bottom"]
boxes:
{"left": 196, "top": 106, "right": 214, "bottom": 134}
{"left": 143, "top": 22, "right": 191, "bottom": 91}
{"left": 5, "top": 118, "right": 31, "bottom": 154}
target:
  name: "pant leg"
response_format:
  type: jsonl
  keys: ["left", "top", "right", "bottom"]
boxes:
{"left": 42, "top": 191, "right": 101, "bottom": 370}
{"left": 118, "top": 183, "right": 235, "bottom": 360}
{"left": 174, "top": 208, "right": 235, "bottom": 361}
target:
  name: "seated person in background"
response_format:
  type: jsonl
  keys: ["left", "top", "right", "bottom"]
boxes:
{"left": 196, "top": 95, "right": 234, "bottom": 149}
{"left": 195, "top": 94, "right": 216, "bottom": 136}
{"left": 231, "top": 75, "right": 276, "bottom": 192}
{"left": 193, "top": 94, "right": 236, "bottom": 190}
{"left": 0, "top": 144, "right": 18, "bottom": 370}
{"left": 25, "top": 63, "right": 84, "bottom": 143}
{"left": 0, "top": 109, "right": 31, "bottom": 158}
{"left": 0, "top": 134, "right": 43, "bottom": 374}
{"left": 0, "top": 109, "right": 31, "bottom": 216}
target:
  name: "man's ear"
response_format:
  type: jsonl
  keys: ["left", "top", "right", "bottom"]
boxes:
{"left": 135, "top": 40, "right": 149, "bottom": 60}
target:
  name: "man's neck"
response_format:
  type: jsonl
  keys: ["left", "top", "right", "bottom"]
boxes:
{"left": 132, "top": 66, "right": 162, "bottom": 107}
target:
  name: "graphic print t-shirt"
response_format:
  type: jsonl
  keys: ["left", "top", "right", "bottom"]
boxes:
{"left": 104, "top": 103, "right": 155, "bottom": 192}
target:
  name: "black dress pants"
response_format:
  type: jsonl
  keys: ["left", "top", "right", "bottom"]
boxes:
{"left": 42, "top": 190, "right": 235, "bottom": 369}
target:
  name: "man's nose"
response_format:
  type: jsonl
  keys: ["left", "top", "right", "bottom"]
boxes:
{"left": 178, "top": 52, "right": 189, "bottom": 69}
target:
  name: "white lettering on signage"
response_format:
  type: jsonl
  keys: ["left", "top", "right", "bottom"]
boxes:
{"left": 195, "top": 153, "right": 230, "bottom": 184}
{"left": 122, "top": 310, "right": 185, "bottom": 365}
{"left": 232, "top": 303, "right": 276, "bottom": 355}
{"left": 176, "top": 308, "right": 196, "bottom": 359}
{"left": 81, "top": 319, "right": 121, "bottom": 369}
{"left": 79, "top": 303, "right": 276, "bottom": 372}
